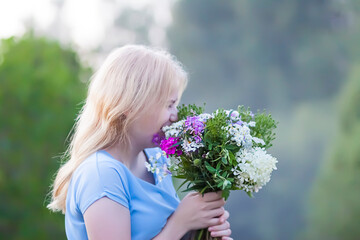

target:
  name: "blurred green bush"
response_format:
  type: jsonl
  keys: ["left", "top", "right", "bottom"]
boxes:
{"left": 304, "top": 64, "right": 360, "bottom": 240}
{"left": 0, "top": 32, "right": 91, "bottom": 239}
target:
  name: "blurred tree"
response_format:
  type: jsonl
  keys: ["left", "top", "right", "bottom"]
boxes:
{"left": 167, "top": 1, "right": 353, "bottom": 240}
{"left": 304, "top": 64, "right": 360, "bottom": 240}
{"left": 301, "top": 1, "right": 360, "bottom": 239}
{"left": 0, "top": 32, "right": 90, "bottom": 239}
{"left": 168, "top": 0, "right": 347, "bottom": 110}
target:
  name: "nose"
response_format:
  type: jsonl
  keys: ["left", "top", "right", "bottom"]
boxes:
{"left": 170, "top": 108, "right": 178, "bottom": 122}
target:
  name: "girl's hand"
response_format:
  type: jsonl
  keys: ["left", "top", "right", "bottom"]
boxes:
{"left": 208, "top": 209, "right": 232, "bottom": 240}
{"left": 172, "top": 191, "right": 226, "bottom": 235}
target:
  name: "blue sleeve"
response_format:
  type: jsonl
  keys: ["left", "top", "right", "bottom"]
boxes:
{"left": 75, "top": 156, "right": 130, "bottom": 214}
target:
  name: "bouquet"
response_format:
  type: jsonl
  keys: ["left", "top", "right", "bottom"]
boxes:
{"left": 147, "top": 104, "right": 278, "bottom": 240}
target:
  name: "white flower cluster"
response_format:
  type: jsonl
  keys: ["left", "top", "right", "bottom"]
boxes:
{"left": 221, "top": 109, "right": 266, "bottom": 148}
{"left": 162, "top": 120, "right": 185, "bottom": 138}
{"left": 169, "top": 156, "right": 181, "bottom": 171}
{"left": 144, "top": 151, "right": 172, "bottom": 182}
{"left": 231, "top": 147, "right": 277, "bottom": 193}
{"left": 198, "top": 113, "right": 212, "bottom": 121}
{"left": 181, "top": 138, "right": 205, "bottom": 152}
{"left": 224, "top": 124, "right": 253, "bottom": 149}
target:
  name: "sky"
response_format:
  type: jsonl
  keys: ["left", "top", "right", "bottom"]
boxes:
{"left": 0, "top": 0, "right": 173, "bottom": 52}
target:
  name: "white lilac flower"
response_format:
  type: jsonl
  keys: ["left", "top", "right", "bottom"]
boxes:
{"left": 145, "top": 162, "right": 153, "bottom": 172}
{"left": 224, "top": 110, "right": 240, "bottom": 122}
{"left": 252, "top": 137, "right": 265, "bottom": 145}
{"left": 169, "top": 156, "right": 181, "bottom": 171}
{"left": 225, "top": 124, "right": 253, "bottom": 149}
{"left": 247, "top": 121, "right": 256, "bottom": 127}
{"left": 231, "top": 147, "right": 277, "bottom": 193}
{"left": 198, "top": 113, "right": 212, "bottom": 121}
{"left": 144, "top": 152, "right": 173, "bottom": 183}
{"left": 182, "top": 138, "right": 205, "bottom": 153}
{"left": 155, "top": 152, "right": 162, "bottom": 160}
{"left": 162, "top": 120, "right": 185, "bottom": 138}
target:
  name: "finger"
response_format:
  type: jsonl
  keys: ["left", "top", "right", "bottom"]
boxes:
{"left": 206, "top": 207, "right": 225, "bottom": 219}
{"left": 219, "top": 210, "right": 229, "bottom": 222}
{"left": 204, "top": 199, "right": 226, "bottom": 210}
{"left": 187, "top": 192, "right": 198, "bottom": 197}
{"left": 208, "top": 221, "right": 230, "bottom": 232}
{"left": 221, "top": 237, "right": 233, "bottom": 240}
{"left": 210, "top": 229, "right": 231, "bottom": 238}
{"left": 207, "top": 217, "right": 222, "bottom": 227}
{"left": 202, "top": 191, "right": 223, "bottom": 202}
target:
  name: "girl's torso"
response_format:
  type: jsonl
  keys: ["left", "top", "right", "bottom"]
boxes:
{"left": 65, "top": 148, "right": 180, "bottom": 240}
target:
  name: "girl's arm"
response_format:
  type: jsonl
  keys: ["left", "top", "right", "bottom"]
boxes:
{"left": 152, "top": 211, "right": 188, "bottom": 240}
{"left": 84, "top": 196, "right": 188, "bottom": 240}
{"left": 84, "top": 197, "right": 131, "bottom": 240}
{"left": 83, "top": 193, "right": 230, "bottom": 240}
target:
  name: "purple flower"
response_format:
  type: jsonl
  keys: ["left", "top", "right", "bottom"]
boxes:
{"left": 234, "top": 120, "right": 243, "bottom": 126}
{"left": 185, "top": 116, "right": 205, "bottom": 135}
{"left": 162, "top": 164, "right": 172, "bottom": 175}
{"left": 152, "top": 133, "right": 164, "bottom": 145}
{"left": 230, "top": 111, "right": 239, "bottom": 118}
{"left": 160, "top": 137, "right": 182, "bottom": 157}
{"left": 194, "top": 135, "right": 202, "bottom": 143}
{"left": 232, "top": 116, "right": 243, "bottom": 126}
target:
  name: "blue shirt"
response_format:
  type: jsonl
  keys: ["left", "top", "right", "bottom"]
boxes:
{"left": 65, "top": 148, "right": 180, "bottom": 240}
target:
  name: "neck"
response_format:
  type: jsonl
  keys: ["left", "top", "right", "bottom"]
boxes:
{"left": 104, "top": 140, "right": 145, "bottom": 170}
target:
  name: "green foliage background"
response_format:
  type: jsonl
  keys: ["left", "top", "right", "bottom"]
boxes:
{"left": 0, "top": 33, "right": 90, "bottom": 239}
{"left": 302, "top": 64, "right": 360, "bottom": 240}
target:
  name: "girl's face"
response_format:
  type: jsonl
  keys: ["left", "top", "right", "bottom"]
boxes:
{"left": 128, "top": 89, "right": 180, "bottom": 149}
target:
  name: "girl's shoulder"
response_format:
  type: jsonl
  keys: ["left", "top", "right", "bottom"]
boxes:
{"left": 70, "top": 150, "right": 131, "bottom": 214}
{"left": 74, "top": 150, "right": 128, "bottom": 179}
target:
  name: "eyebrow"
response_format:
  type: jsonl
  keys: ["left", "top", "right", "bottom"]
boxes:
{"left": 170, "top": 98, "right": 178, "bottom": 103}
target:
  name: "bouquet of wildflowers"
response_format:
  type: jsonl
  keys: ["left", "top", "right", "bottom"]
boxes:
{"left": 148, "top": 104, "right": 278, "bottom": 240}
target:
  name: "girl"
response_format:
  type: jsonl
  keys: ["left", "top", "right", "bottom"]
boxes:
{"left": 48, "top": 45, "right": 232, "bottom": 240}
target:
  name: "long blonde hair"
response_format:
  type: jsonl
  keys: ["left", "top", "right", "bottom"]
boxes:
{"left": 47, "top": 45, "right": 188, "bottom": 213}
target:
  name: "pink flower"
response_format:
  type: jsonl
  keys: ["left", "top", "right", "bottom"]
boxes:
{"left": 160, "top": 137, "right": 182, "bottom": 157}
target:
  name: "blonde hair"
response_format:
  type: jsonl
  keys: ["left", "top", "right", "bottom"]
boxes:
{"left": 47, "top": 45, "right": 188, "bottom": 213}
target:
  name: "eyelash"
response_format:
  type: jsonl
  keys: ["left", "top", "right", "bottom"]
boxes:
{"left": 168, "top": 102, "right": 178, "bottom": 109}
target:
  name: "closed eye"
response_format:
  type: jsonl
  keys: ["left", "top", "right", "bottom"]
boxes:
{"left": 168, "top": 100, "right": 177, "bottom": 109}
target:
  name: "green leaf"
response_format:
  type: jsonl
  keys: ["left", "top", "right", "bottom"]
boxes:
{"left": 182, "top": 185, "right": 201, "bottom": 192}
{"left": 216, "top": 161, "right": 221, "bottom": 171}
{"left": 200, "top": 186, "right": 209, "bottom": 194}
{"left": 176, "top": 179, "right": 189, "bottom": 192}
{"left": 170, "top": 141, "right": 183, "bottom": 148}
{"left": 173, "top": 175, "right": 187, "bottom": 179}
{"left": 205, "top": 161, "right": 216, "bottom": 173}
{"left": 222, "top": 190, "right": 230, "bottom": 200}
{"left": 206, "top": 181, "right": 215, "bottom": 190}
{"left": 229, "top": 151, "right": 235, "bottom": 165}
